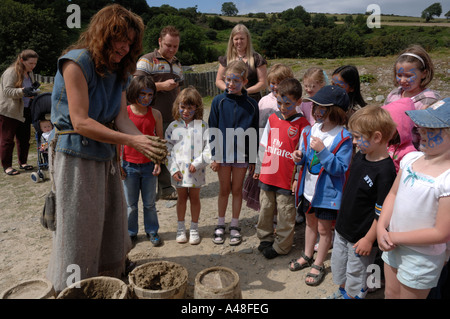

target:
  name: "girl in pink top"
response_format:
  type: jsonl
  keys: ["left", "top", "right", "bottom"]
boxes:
{"left": 297, "top": 67, "right": 328, "bottom": 125}
{"left": 384, "top": 45, "right": 441, "bottom": 149}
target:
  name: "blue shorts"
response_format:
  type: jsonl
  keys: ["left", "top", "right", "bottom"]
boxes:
{"left": 382, "top": 245, "right": 446, "bottom": 290}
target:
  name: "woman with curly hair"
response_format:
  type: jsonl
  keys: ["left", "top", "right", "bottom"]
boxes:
{"left": 47, "top": 4, "right": 167, "bottom": 293}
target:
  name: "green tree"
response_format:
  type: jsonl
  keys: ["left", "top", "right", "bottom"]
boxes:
{"left": 445, "top": 10, "right": 450, "bottom": 20}
{"left": 143, "top": 14, "right": 207, "bottom": 65}
{"left": 0, "top": 0, "right": 70, "bottom": 75}
{"left": 221, "top": 2, "right": 238, "bottom": 16}
{"left": 421, "top": 2, "right": 442, "bottom": 22}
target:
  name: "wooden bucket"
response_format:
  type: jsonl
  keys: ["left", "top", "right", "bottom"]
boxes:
{"left": 57, "top": 276, "right": 129, "bottom": 299}
{"left": 194, "top": 266, "right": 242, "bottom": 299}
{"left": 0, "top": 279, "right": 55, "bottom": 299}
{"left": 128, "top": 261, "right": 188, "bottom": 299}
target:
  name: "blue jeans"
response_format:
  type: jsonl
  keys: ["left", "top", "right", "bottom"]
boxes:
{"left": 122, "top": 160, "right": 159, "bottom": 236}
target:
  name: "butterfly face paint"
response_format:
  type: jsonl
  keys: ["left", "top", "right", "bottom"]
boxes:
{"left": 179, "top": 103, "right": 196, "bottom": 123}
{"left": 395, "top": 62, "right": 424, "bottom": 93}
{"left": 137, "top": 88, "right": 154, "bottom": 107}
{"left": 352, "top": 132, "right": 371, "bottom": 153}
{"left": 225, "top": 72, "right": 244, "bottom": 94}
{"left": 269, "top": 81, "right": 278, "bottom": 95}
{"left": 418, "top": 127, "right": 443, "bottom": 150}
{"left": 331, "top": 74, "right": 350, "bottom": 93}
{"left": 277, "top": 95, "right": 296, "bottom": 118}
{"left": 313, "top": 105, "right": 328, "bottom": 123}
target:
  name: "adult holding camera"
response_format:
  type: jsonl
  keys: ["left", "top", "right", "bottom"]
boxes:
{"left": 215, "top": 24, "right": 267, "bottom": 102}
{"left": 0, "top": 49, "right": 39, "bottom": 175}
{"left": 135, "top": 25, "right": 183, "bottom": 200}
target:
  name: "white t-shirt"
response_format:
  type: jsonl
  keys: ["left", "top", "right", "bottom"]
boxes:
{"left": 303, "top": 123, "right": 344, "bottom": 202}
{"left": 390, "top": 152, "right": 450, "bottom": 255}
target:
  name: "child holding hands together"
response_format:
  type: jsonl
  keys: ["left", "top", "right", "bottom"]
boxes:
{"left": 165, "top": 86, "right": 211, "bottom": 245}
{"left": 377, "top": 98, "right": 450, "bottom": 299}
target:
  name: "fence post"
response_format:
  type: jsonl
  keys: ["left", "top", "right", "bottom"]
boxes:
{"left": 183, "top": 71, "right": 219, "bottom": 97}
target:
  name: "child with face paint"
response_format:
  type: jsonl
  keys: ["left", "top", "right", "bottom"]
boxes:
{"left": 165, "top": 86, "right": 211, "bottom": 244}
{"left": 377, "top": 98, "right": 450, "bottom": 299}
{"left": 289, "top": 86, "right": 353, "bottom": 287}
{"left": 327, "top": 105, "right": 397, "bottom": 299}
{"left": 298, "top": 67, "right": 329, "bottom": 125}
{"left": 384, "top": 45, "right": 442, "bottom": 149}
{"left": 258, "top": 64, "right": 294, "bottom": 129}
{"left": 254, "top": 78, "right": 310, "bottom": 259}
{"left": 209, "top": 60, "right": 259, "bottom": 246}
{"left": 243, "top": 64, "right": 294, "bottom": 212}
{"left": 331, "top": 65, "right": 367, "bottom": 118}
{"left": 122, "top": 75, "right": 164, "bottom": 246}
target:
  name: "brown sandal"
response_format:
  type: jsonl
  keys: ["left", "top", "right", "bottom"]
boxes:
{"left": 289, "top": 252, "right": 314, "bottom": 271}
{"left": 305, "top": 264, "right": 326, "bottom": 286}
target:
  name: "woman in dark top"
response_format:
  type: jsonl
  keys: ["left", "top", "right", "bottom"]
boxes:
{"left": 215, "top": 24, "right": 267, "bottom": 101}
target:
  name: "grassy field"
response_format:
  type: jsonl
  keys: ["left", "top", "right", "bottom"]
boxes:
{"left": 211, "top": 13, "right": 450, "bottom": 25}
{"left": 191, "top": 46, "right": 450, "bottom": 108}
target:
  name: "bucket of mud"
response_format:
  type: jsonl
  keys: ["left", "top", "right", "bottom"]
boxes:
{"left": 0, "top": 279, "right": 56, "bottom": 299}
{"left": 57, "top": 276, "right": 129, "bottom": 299}
{"left": 128, "top": 261, "right": 188, "bottom": 299}
{"left": 194, "top": 266, "right": 242, "bottom": 299}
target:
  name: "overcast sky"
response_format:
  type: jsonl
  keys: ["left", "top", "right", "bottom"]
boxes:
{"left": 146, "top": 0, "right": 449, "bottom": 17}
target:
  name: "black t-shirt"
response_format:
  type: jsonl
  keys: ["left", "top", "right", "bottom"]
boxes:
{"left": 335, "top": 151, "right": 396, "bottom": 244}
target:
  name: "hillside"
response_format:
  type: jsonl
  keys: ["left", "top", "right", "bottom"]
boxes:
{"left": 189, "top": 47, "right": 450, "bottom": 106}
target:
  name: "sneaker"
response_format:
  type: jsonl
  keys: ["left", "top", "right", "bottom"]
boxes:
{"left": 147, "top": 232, "right": 162, "bottom": 246}
{"left": 176, "top": 229, "right": 187, "bottom": 243}
{"left": 355, "top": 287, "right": 368, "bottom": 299}
{"left": 189, "top": 228, "right": 201, "bottom": 245}
{"left": 325, "top": 287, "right": 346, "bottom": 299}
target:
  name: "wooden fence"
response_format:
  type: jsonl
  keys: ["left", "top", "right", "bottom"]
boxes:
{"left": 35, "top": 70, "right": 222, "bottom": 97}
{"left": 180, "top": 71, "right": 221, "bottom": 97}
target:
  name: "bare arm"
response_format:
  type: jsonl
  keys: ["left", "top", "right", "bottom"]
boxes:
{"left": 63, "top": 61, "right": 167, "bottom": 162}
{"left": 215, "top": 64, "right": 227, "bottom": 91}
{"left": 377, "top": 171, "right": 401, "bottom": 251}
{"left": 246, "top": 64, "right": 267, "bottom": 95}
{"left": 389, "top": 196, "right": 450, "bottom": 246}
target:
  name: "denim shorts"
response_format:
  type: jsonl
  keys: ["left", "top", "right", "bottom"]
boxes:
{"left": 382, "top": 245, "right": 446, "bottom": 290}
{"left": 301, "top": 197, "right": 337, "bottom": 221}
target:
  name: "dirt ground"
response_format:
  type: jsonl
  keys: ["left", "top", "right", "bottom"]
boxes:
{"left": 0, "top": 52, "right": 448, "bottom": 299}
{"left": 0, "top": 151, "right": 384, "bottom": 300}
{"left": 0, "top": 113, "right": 385, "bottom": 300}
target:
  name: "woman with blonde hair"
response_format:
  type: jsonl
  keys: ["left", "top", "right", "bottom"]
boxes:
{"left": 47, "top": 4, "right": 167, "bottom": 293}
{"left": 215, "top": 24, "right": 267, "bottom": 101}
{"left": 0, "top": 49, "right": 39, "bottom": 175}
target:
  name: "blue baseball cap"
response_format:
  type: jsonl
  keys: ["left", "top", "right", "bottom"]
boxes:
{"left": 303, "top": 85, "right": 350, "bottom": 111}
{"left": 405, "top": 98, "right": 450, "bottom": 128}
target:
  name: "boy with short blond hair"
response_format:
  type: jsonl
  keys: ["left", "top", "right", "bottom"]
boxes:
{"left": 328, "top": 105, "right": 397, "bottom": 299}
{"left": 254, "top": 78, "right": 310, "bottom": 259}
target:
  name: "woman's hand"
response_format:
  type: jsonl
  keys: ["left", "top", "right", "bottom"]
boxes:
{"left": 129, "top": 135, "right": 168, "bottom": 164}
